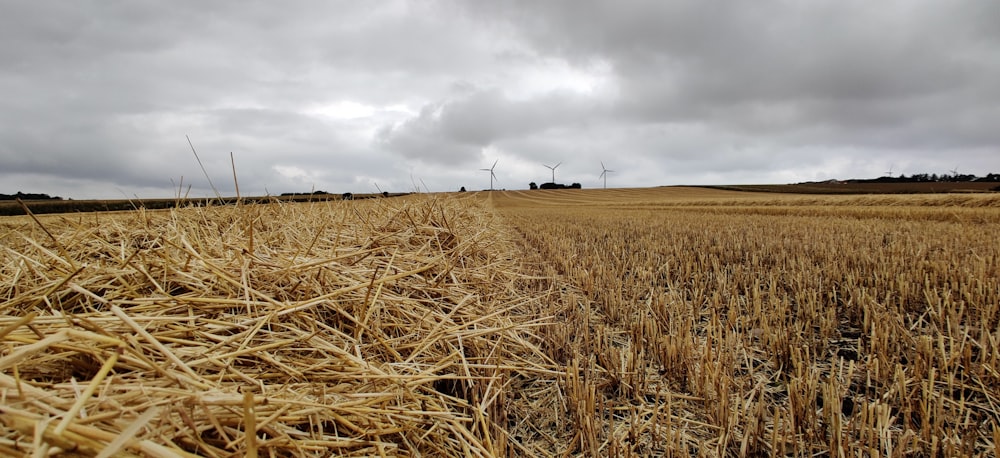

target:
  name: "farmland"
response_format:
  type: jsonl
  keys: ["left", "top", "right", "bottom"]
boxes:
{"left": 493, "top": 187, "right": 1000, "bottom": 456}
{"left": 1, "top": 187, "right": 999, "bottom": 456}
{"left": 711, "top": 181, "right": 1000, "bottom": 194}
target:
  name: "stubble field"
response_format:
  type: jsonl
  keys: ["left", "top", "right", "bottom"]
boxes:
{"left": 493, "top": 187, "right": 1000, "bottom": 456}
{"left": 1, "top": 187, "right": 998, "bottom": 456}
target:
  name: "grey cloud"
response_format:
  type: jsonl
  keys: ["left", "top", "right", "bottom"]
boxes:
{"left": 2, "top": 0, "right": 1000, "bottom": 198}
{"left": 474, "top": 1, "right": 1000, "bottom": 151}
{"left": 377, "top": 87, "right": 598, "bottom": 164}
{"left": 0, "top": 1, "right": 491, "bottom": 197}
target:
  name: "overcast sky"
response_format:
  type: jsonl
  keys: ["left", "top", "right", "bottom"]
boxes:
{"left": 2, "top": 1, "right": 999, "bottom": 199}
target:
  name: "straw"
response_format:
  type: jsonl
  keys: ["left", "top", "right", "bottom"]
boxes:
{"left": 1, "top": 195, "right": 562, "bottom": 456}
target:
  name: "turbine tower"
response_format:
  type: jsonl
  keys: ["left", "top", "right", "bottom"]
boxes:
{"left": 600, "top": 161, "right": 615, "bottom": 189}
{"left": 885, "top": 164, "right": 894, "bottom": 177}
{"left": 543, "top": 162, "right": 561, "bottom": 183}
{"left": 480, "top": 160, "right": 498, "bottom": 190}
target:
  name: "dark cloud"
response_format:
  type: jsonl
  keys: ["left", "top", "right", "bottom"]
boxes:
{"left": 376, "top": 87, "right": 599, "bottom": 164}
{"left": 1, "top": 0, "right": 999, "bottom": 198}
{"left": 475, "top": 1, "right": 1000, "bottom": 152}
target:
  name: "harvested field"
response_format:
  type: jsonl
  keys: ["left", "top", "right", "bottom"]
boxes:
{"left": 0, "top": 196, "right": 564, "bottom": 456}
{"left": 711, "top": 181, "right": 1000, "bottom": 194}
{"left": 494, "top": 187, "right": 1000, "bottom": 456}
{"left": 2, "top": 187, "right": 999, "bottom": 456}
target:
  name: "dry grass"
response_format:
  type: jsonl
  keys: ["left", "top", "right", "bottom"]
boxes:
{"left": 494, "top": 187, "right": 1000, "bottom": 456}
{"left": 3, "top": 186, "right": 999, "bottom": 456}
{"left": 0, "top": 196, "right": 564, "bottom": 457}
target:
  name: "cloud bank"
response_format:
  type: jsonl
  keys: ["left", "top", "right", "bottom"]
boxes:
{"left": 2, "top": 0, "right": 998, "bottom": 198}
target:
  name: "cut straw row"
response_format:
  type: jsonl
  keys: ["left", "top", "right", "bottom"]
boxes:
{"left": 1, "top": 195, "right": 564, "bottom": 456}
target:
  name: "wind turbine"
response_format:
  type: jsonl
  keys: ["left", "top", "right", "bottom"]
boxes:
{"left": 885, "top": 164, "right": 894, "bottom": 177}
{"left": 543, "top": 162, "right": 561, "bottom": 183}
{"left": 950, "top": 165, "right": 959, "bottom": 176}
{"left": 600, "top": 161, "right": 615, "bottom": 189}
{"left": 480, "top": 160, "right": 498, "bottom": 190}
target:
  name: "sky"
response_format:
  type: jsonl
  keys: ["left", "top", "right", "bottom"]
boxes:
{"left": 2, "top": 0, "right": 999, "bottom": 199}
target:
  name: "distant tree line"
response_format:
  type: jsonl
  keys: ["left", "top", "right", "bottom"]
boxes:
{"left": 0, "top": 192, "right": 63, "bottom": 201}
{"left": 852, "top": 173, "right": 1000, "bottom": 184}
{"left": 529, "top": 182, "right": 582, "bottom": 190}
